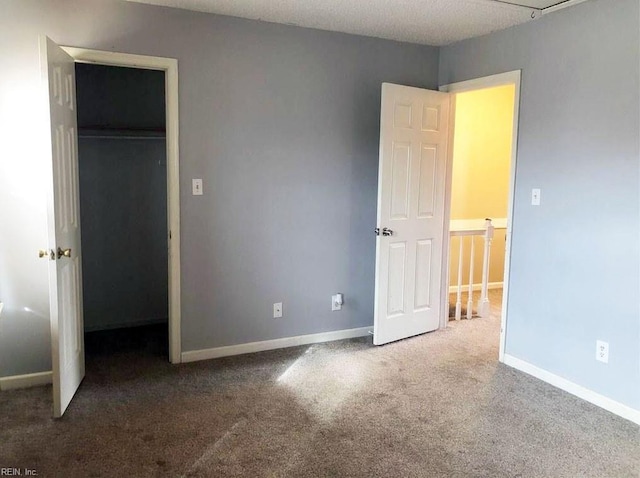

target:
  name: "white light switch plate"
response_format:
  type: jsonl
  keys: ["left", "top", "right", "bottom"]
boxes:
{"left": 531, "top": 188, "right": 541, "bottom": 206}
{"left": 192, "top": 178, "right": 203, "bottom": 196}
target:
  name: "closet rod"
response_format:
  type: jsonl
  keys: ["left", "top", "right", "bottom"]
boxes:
{"left": 78, "top": 135, "right": 166, "bottom": 140}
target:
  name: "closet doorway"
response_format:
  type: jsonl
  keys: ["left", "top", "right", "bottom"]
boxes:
{"left": 75, "top": 63, "right": 170, "bottom": 365}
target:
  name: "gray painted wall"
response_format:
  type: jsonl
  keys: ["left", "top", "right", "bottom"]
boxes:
{"left": 0, "top": 0, "right": 438, "bottom": 376}
{"left": 76, "top": 64, "right": 168, "bottom": 331}
{"left": 440, "top": 0, "right": 640, "bottom": 410}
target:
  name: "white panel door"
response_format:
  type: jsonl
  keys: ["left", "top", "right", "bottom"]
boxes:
{"left": 374, "top": 83, "right": 450, "bottom": 346}
{"left": 41, "top": 36, "right": 85, "bottom": 417}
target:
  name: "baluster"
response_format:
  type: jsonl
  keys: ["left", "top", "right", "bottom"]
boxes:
{"left": 477, "top": 218, "right": 494, "bottom": 317}
{"left": 467, "top": 236, "right": 475, "bottom": 319}
{"left": 455, "top": 236, "right": 463, "bottom": 321}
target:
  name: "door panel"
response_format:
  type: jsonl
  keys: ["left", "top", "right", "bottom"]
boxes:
{"left": 387, "top": 242, "right": 407, "bottom": 316}
{"left": 417, "top": 146, "right": 437, "bottom": 217}
{"left": 414, "top": 239, "right": 433, "bottom": 310}
{"left": 41, "top": 36, "right": 84, "bottom": 417}
{"left": 390, "top": 142, "right": 410, "bottom": 219}
{"left": 374, "top": 83, "right": 450, "bottom": 346}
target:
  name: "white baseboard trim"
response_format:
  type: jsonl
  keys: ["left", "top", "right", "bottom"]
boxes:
{"left": 448, "top": 281, "right": 503, "bottom": 294}
{"left": 503, "top": 354, "right": 640, "bottom": 425}
{"left": 0, "top": 371, "right": 52, "bottom": 391}
{"left": 182, "top": 326, "right": 372, "bottom": 363}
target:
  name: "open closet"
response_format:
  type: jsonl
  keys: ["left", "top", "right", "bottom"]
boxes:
{"left": 75, "top": 63, "right": 169, "bottom": 361}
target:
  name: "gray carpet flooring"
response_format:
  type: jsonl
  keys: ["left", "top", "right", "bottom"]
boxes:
{"left": 1, "top": 290, "right": 638, "bottom": 477}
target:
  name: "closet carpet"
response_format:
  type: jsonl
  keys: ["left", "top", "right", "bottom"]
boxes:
{"left": 1, "top": 291, "right": 638, "bottom": 477}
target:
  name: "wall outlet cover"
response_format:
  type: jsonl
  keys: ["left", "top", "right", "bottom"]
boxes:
{"left": 331, "top": 294, "right": 343, "bottom": 311}
{"left": 273, "top": 302, "right": 283, "bottom": 318}
{"left": 596, "top": 340, "right": 609, "bottom": 363}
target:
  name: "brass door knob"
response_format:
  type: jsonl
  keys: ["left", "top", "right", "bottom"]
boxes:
{"left": 38, "top": 249, "right": 54, "bottom": 260}
{"left": 57, "top": 247, "right": 71, "bottom": 259}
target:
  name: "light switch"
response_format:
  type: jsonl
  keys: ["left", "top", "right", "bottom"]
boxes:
{"left": 192, "top": 178, "right": 203, "bottom": 196}
{"left": 531, "top": 188, "right": 541, "bottom": 206}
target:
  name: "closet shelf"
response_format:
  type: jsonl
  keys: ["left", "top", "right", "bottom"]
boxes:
{"left": 78, "top": 128, "right": 166, "bottom": 140}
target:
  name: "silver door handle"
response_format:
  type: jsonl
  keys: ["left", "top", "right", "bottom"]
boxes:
{"left": 382, "top": 228, "right": 393, "bottom": 236}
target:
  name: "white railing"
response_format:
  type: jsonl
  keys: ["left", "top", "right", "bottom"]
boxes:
{"left": 449, "top": 218, "right": 505, "bottom": 321}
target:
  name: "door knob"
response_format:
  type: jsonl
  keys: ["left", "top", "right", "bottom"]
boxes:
{"left": 39, "top": 249, "right": 55, "bottom": 260}
{"left": 382, "top": 228, "right": 394, "bottom": 236}
{"left": 57, "top": 247, "right": 71, "bottom": 259}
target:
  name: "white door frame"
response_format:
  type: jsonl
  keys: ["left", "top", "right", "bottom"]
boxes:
{"left": 61, "top": 47, "right": 182, "bottom": 364}
{"left": 439, "top": 70, "right": 521, "bottom": 363}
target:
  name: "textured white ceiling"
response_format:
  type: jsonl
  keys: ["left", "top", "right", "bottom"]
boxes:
{"left": 125, "top": 0, "right": 556, "bottom": 46}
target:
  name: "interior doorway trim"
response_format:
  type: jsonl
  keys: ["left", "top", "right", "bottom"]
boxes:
{"left": 62, "top": 47, "right": 182, "bottom": 364}
{"left": 439, "top": 70, "right": 521, "bottom": 363}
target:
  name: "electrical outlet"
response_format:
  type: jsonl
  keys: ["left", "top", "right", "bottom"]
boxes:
{"left": 273, "top": 302, "right": 283, "bottom": 318}
{"left": 596, "top": 340, "right": 609, "bottom": 363}
{"left": 332, "top": 293, "right": 343, "bottom": 311}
